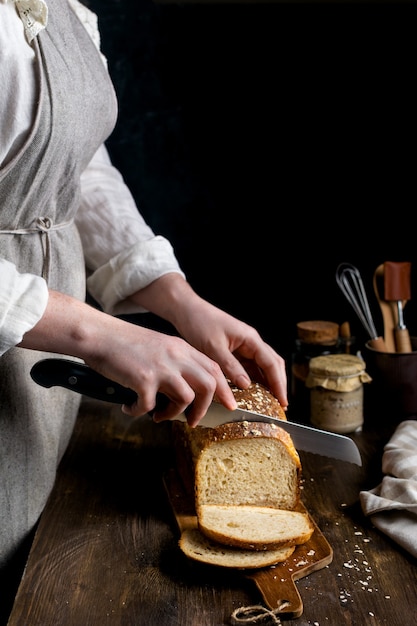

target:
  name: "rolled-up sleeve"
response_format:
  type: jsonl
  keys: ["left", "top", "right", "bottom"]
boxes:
{"left": 0, "top": 258, "right": 49, "bottom": 355}
{"left": 76, "top": 144, "right": 185, "bottom": 315}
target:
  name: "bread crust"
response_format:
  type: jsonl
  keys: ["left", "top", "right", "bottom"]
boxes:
{"left": 226, "top": 380, "right": 287, "bottom": 420}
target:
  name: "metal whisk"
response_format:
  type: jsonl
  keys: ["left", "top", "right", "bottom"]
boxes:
{"left": 336, "top": 263, "right": 387, "bottom": 352}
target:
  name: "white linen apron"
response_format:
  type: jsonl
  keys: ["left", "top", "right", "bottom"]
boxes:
{"left": 0, "top": 0, "right": 117, "bottom": 570}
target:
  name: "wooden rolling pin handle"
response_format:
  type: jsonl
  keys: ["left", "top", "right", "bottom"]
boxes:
{"left": 368, "top": 336, "right": 389, "bottom": 352}
{"left": 394, "top": 329, "right": 413, "bottom": 353}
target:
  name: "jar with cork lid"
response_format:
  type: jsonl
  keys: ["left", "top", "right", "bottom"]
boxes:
{"left": 290, "top": 320, "right": 342, "bottom": 418}
{"left": 305, "top": 354, "right": 371, "bottom": 434}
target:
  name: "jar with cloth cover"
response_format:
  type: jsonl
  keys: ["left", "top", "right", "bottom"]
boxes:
{"left": 305, "top": 354, "right": 372, "bottom": 434}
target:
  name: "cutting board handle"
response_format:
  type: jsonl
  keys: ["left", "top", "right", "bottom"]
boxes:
{"left": 248, "top": 568, "right": 303, "bottom": 618}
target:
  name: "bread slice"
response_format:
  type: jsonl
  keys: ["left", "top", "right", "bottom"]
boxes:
{"left": 179, "top": 527, "right": 296, "bottom": 569}
{"left": 194, "top": 421, "right": 301, "bottom": 510}
{"left": 196, "top": 504, "right": 314, "bottom": 550}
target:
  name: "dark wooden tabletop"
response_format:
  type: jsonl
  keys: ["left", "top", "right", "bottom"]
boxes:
{"left": 7, "top": 398, "right": 417, "bottom": 626}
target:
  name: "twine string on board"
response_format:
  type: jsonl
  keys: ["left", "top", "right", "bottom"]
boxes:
{"left": 230, "top": 602, "right": 290, "bottom": 625}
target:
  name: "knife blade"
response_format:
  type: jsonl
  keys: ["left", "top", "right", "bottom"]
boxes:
{"left": 30, "top": 358, "right": 362, "bottom": 466}
{"left": 196, "top": 403, "right": 362, "bottom": 465}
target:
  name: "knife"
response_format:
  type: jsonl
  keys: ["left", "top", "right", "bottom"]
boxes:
{"left": 30, "top": 358, "right": 362, "bottom": 466}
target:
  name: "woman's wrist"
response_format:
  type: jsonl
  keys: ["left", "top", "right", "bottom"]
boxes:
{"left": 128, "top": 273, "right": 201, "bottom": 328}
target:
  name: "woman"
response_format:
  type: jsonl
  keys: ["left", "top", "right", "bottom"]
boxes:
{"left": 0, "top": 0, "right": 288, "bottom": 617}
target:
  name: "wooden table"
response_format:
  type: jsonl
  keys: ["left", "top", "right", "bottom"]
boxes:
{"left": 7, "top": 399, "right": 417, "bottom": 625}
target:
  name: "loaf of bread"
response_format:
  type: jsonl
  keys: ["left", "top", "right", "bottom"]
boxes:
{"left": 193, "top": 420, "right": 300, "bottom": 510}
{"left": 172, "top": 380, "right": 312, "bottom": 563}
{"left": 193, "top": 420, "right": 311, "bottom": 550}
{"left": 179, "top": 528, "right": 296, "bottom": 569}
{"left": 172, "top": 380, "right": 289, "bottom": 497}
{"left": 173, "top": 420, "right": 301, "bottom": 509}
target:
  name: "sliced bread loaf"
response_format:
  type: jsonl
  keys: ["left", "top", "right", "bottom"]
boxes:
{"left": 194, "top": 420, "right": 301, "bottom": 510}
{"left": 172, "top": 380, "right": 312, "bottom": 559}
{"left": 179, "top": 527, "right": 295, "bottom": 568}
{"left": 172, "top": 379, "right": 288, "bottom": 496}
{"left": 197, "top": 504, "right": 314, "bottom": 550}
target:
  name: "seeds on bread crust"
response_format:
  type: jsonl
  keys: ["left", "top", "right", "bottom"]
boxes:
{"left": 224, "top": 380, "right": 287, "bottom": 419}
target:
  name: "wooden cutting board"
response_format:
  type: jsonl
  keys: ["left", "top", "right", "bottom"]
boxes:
{"left": 163, "top": 468, "right": 333, "bottom": 619}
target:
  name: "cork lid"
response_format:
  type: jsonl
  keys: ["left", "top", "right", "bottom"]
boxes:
{"left": 296, "top": 320, "right": 339, "bottom": 345}
{"left": 306, "top": 354, "right": 372, "bottom": 392}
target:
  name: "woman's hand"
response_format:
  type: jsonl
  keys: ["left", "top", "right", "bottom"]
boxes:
{"left": 130, "top": 274, "right": 288, "bottom": 409}
{"left": 173, "top": 300, "right": 288, "bottom": 409}
{"left": 20, "top": 290, "right": 237, "bottom": 426}
{"left": 22, "top": 270, "right": 288, "bottom": 427}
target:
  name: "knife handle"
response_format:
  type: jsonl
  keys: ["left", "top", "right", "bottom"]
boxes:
{"left": 31, "top": 358, "right": 140, "bottom": 405}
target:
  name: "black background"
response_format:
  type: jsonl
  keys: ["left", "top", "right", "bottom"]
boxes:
{"left": 86, "top": 0, "right": 417, "bottom": 366}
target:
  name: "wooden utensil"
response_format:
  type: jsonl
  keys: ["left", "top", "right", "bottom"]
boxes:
{"left": 373, "top": 264, "right": 396, "bottom": 352}
{"left": 384, "top": 261, "right": 412, "bottom": 353}
{"left": 163, "top": 468, "right": 333, "bottom": 619}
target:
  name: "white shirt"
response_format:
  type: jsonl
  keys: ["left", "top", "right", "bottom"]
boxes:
{"left": 0, "top": 0, "right": 184, "bottom": 354}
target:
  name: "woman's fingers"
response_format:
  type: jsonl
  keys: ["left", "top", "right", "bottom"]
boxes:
{"left": 119, "top": 346, "right": 236, "bottom": 425}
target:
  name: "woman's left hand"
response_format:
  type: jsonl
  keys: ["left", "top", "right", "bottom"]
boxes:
{"left": 131, "top": 274, "right": 288, "bottom": 408}
{"left": 174, "top": 298, "right": 288, "bottom": 409}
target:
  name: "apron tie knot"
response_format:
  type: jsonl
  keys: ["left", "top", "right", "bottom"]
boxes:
{"left": 36, "top": 216, "right": 53, "bottom": 232}
{"left": 0, "top": 215, "right": 74, "bottom": 281}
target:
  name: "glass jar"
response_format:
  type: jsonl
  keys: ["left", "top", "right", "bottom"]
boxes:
{"left": 290, "top": 321, "right": 342, "bottom": 420}
{"left": 305, "top": 354, "right": 371, "bottom": 434}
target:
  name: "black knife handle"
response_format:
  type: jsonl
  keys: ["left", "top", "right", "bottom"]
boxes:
{"left": 31, "top": 358, "right": 139, "bottom": 405}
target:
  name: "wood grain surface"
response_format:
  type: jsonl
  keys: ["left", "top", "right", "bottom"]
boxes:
{"left": 7, "top": 399, "right": 417, "bottom": 626}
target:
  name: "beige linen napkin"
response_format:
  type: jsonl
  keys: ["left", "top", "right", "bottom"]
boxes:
{"left": 360, "top": 420, "right": 417, "bottom": 558}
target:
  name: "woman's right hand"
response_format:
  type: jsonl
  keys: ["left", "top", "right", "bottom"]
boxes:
{"left": 84, "top": 319, "right": 237, "bottom": 426}
{"left": 20, "top": 290, "right": 237, "bottom": 426}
